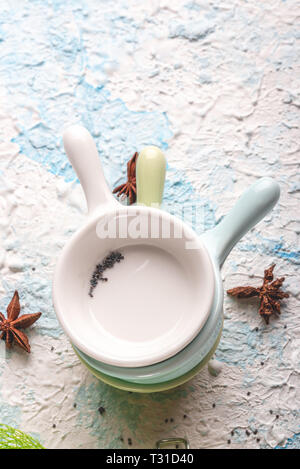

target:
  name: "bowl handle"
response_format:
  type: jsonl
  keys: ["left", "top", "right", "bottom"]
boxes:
{"left": 201, "top": 177, "right": 280, "bottom": 267}
{"left": 136, "top": 146, "right": 167, "bottom": 206}
{"left": 63, "top": 125, "right": 118, "bottom": 216}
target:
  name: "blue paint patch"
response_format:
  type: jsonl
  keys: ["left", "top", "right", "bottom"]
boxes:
{"left": 238, "top": 236, "right": 300, "bottom": 265}
{"left": 162, "top": 167, "right": 217, "bottom": 232}
{"left": 184, "top": 2, "right": 203, "bottom": 11}
{"left": 0, "top": 399, "right": 21, "bottom": 428}
{"left": 169, "top": 20, "right": 215, "bottom": 41}
{"left": 0, "top": 1, "right": 172, "bottom": 189}
{"left": 216, "top": 320, "right": 267, "bottom": 368}
{"left": 12, "top": 81, "right": 173, "bottom": 187}
{"left": 276, "top": 432, "right": 300, "bottom": 449}
{"left": 198, "top": 74, "right": 213, "bottom": 84}
{"left": 74, "top": 379, "right": 189, "bottom": 448}
{"left": 0, "top": 276, "right": 62, "bottom": 340}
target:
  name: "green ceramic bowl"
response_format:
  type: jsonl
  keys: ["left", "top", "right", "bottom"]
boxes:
{"left": 73, "top": 328, "right": 222, "bottom": 393}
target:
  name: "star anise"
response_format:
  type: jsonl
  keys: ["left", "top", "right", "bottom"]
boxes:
{"left": 227, "top": 264, "right": 289, "bottom": 324}
{"left": 0, "top": 291, "right": 41, "bottom": 352}
{"left": 113, "top": 152, "right": 138, "bottom": 205}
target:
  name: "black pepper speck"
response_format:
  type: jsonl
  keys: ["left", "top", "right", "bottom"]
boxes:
{"left": 89, "top": 251, "right": 124, "bottom": 296}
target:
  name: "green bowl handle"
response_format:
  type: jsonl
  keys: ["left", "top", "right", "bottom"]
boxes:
{"left": 136, "top": 146, "right": 166, "bottom": 207}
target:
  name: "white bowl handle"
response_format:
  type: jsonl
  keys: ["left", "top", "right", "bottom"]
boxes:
{"left": 63, "top": 125, "right": 118, "bottom": 216}
{"left": 201, "top": 177, "right": 280, "bottom": 267}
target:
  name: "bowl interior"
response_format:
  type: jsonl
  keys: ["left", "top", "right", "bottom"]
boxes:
{"left": 72, "top": 259, "right": 224, "bottom": 384}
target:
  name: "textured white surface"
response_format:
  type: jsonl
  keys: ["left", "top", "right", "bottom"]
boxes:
{"left": 0, "top": 0, "right": 299, "bottom": 449}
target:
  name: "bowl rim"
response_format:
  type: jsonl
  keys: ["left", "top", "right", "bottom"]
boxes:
{"left": 53, "top": 205, "right": 215, "bottom": 367}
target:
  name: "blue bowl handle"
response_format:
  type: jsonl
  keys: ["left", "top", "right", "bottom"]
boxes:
{"left": 201, "top": 177, "right": 280, "bottom": 267}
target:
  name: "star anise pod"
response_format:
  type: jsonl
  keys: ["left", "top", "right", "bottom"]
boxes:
{"left": 113, "top": 152, "right": 138, "bottom": 205}
{"left": 0, "top": 291, "right": 41, "bottom": 352}
{"left": 227, "top": 264, "right": 289, "bottom": 324}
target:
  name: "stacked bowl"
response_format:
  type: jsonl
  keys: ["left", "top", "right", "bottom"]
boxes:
{"left": 53, "top": 126, "right": 280, "bottom": 392}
